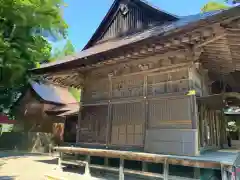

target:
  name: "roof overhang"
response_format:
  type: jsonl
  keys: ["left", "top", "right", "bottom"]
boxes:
{"left": 30, "top": 6, "right": 240, "bottom": 88}
{"left": 30, "top": 6, "right": 240, "bottom": 75}
{"left": 45, "top": 103, "right": 80, "bottom": 117}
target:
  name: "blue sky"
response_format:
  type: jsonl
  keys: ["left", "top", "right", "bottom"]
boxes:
{"left": 62, "top": 0, "right": 223, "bottom": 51}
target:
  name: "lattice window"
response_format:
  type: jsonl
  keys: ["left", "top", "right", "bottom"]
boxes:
{"left": 148, "top": 70, "right": 190, "bottom": 96}
{"left": 84, "top": 79, "right": 109, "bottom": 101}
{"left": 112, "top": 75, "right": 144, "bottom": 98}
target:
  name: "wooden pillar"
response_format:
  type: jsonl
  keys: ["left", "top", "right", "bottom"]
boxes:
{"left": 106, "top": 74, "right": 113, "bottom": 146}
{"left": 220, "top": 112, "right": 227, "bottom": 147}
{"left": 76, "top": 88, "right": 84, "bottom": 143}
{"left": 200, "top": 104, "right": 205, "bottom": 147}
{"left": 220, "top": 113, "right": 225, "bottom": 148}
{"left": 216, "top": 111, "right": 220, "bottom": 147}
{"left": 143, "top": 75, "right": 148, "bottom": 148}
{"left": 76, "top": 101, "right": 82, "bottom": 143}
{"left": 191, "top": 95, "right": 198, "bottom": 129}
{"left": 107, "top": 102, "right": 112, "bottom": 146}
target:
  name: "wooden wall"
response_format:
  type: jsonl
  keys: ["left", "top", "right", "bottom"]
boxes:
{"left": 79, "top": 105, "right": 108, "bottom": 144}
{"left": 15, "top": 89, "right": 65, "bottom": 134}
{"left": 79, "top": 61, "right": 201, "bottom": 155}
{"left": 111, "top": 101, "right": 145, "bottom": 146}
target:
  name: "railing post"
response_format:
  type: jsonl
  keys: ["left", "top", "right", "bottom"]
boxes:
{"left": 164, "top": 158, "right": 169, "bottom": 180}
{"left": 221, "top": 164, "right": 228, "bottom": 180}
{"left": 58, "top": 152, "right": 63, "bottom": 171}
{"left": 142, "top": 162, "right": 148, "bottom": 172}
{"left": 119, "top": 158, "right": 124, "bottom": 180}
{"left": 85, "top": 155, "right": 91, "bottom": 176}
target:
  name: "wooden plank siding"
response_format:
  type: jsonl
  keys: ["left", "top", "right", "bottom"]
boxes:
{"left": 78, "top": 63, "right": 202, "bottom": 155}
{"left": 148, "top": 96, "right": 192, "bottom": 129}
{"left": 111, "top": 101, "right": 145, "bottom": 146}
{"left": 83, "top": 0, "right": 177, "bottom": 49}
{"left": 78, "top": 105, "right": 108, "bottom": 144}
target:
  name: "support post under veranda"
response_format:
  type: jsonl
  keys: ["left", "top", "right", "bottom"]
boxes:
{"left": 119, "top": 158, "right": 124, "bottom": 180}
{"left": 58, "top": 152, "right": 63, "bottom": 171}
{"left": 85, "top": 155, "right": 91, "bottom": 176}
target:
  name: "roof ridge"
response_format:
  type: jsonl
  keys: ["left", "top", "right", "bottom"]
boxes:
{"left": 138, "top": 0, "right": 179, "bottom": 19}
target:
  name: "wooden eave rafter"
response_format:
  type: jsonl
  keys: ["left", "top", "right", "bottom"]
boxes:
{"left": 200, "top": 17, "right": 240, "bottom": 75}
{"left": 41, "top": 16, "right": 240, "bottom": 88}
{"left": 79, "top": 23, "right": 224, "bottom": 71}
{"left": 42, "top": 71, "right": 84, "bottom": 88}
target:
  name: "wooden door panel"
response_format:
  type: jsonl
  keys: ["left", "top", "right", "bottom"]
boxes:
{"left": 111, "top": 102, "right": 145, "bottom": 146}
{"left": 79, "top": 105, "right": 108, "bottom": 144}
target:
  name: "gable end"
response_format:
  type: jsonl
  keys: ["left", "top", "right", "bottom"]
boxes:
{"left": 83, "top": 0, "right": 178, "bottom": 50}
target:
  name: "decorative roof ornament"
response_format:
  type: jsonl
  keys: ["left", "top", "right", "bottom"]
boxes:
{"left": 120, "top": 3, "right": 129, "bottom": 16}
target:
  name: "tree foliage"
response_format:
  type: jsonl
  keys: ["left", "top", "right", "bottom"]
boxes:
{"left": 201, "top": 0, "right": 238, "bottom": 12}
{"left": 201, "top": 1, "right": 229, "bottom": 12}
{"left": 0, "top": 0, "right": 68, "bottom": 114}
{"left": 50, "top": 39, "right": 81, "bottom": 102}
{"left": 50, "top": 39, "right": 75, "bottom": 61}
{"left": 50, "top": 40, "right": 81, "bottom": 102}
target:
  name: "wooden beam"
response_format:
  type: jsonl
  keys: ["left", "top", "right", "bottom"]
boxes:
{"left": 154, "top": 45, "right": 163, "bottom": 51}
{"left": 196, "top": 34, "right": 226, "bottom": 48}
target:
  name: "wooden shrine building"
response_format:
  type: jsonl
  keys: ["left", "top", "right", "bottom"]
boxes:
{"left": 31, "top": 0, "right": 240, "bottom": 156}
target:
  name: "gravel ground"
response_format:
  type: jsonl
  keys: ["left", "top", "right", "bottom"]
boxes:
{"left": 0, "top": 153, "right": 57, "bottom": 180}
{"left": 0, "top": 152, "right": 91, "bottom": 180}
{"left": 0, "top": 152, "right": 142, "bottom": 180}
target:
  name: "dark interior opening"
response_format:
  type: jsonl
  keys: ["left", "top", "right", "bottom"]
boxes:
{"left": 63, "top": 115, "right": 77, "bottom": 143}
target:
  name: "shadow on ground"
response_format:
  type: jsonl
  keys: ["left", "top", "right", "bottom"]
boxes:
{"left": 35, "top": 158, "right": 58, "bottom": 165}
{"left": 0, "top": 176, "right": 15, "bottom": 180}
{"left": 0, "top": 151, "right": 44, "bottom": 159}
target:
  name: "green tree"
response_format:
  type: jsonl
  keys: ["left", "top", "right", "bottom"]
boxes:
{"left": 201, "top": 1, "right": 229, "bottom": 12}
{"left": 51, "top": 41, "right": 81, "bottom": 102}
{"left": 50, "top": 39, "right": 75, "bottom": 61}
{"left": 50, "top": 39, "right": 81, "bottom": 102}
{"left": 0, "top": 0, "right": 68, "bottom": 114}
{"left": 201, "top": 0, "right": 238, "bottom": 12}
